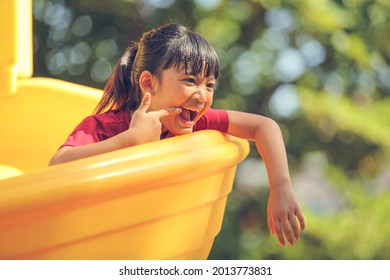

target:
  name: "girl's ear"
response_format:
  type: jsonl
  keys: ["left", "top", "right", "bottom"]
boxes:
{"left": 139, "top": 70, "right": 157, "bottom": 95}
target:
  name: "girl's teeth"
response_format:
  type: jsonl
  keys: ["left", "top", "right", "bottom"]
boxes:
{"left": 180, "top": 107, "right": 198, "bottom": 122}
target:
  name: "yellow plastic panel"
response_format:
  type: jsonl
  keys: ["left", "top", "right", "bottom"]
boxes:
{"left": 0, "top": 131, "right": 249, "bottom": 259}
{"left": 0, "top": 78, "right": 102, "bottom": 173}
{"left": 0, "top": 0, "right": 18, "bottom": 94}
{"left": 16, "top": 0, "right": 33, "bottom": 78}
{"left": 0, "top": 165, "right": 23, "bottom": 180}
{"left": 0, "top": 0, "right": 32, "bottom": 94}
{"left": 0, "top": 0, "right": 250, "bottom": 260}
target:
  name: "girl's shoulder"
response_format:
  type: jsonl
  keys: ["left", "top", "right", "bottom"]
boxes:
{"left": 90, "top": 108, "right": 131, "bottom": 124}
{"left": 76, "top": 108, "right": 131, "bottom": 139}
{"left": 195, "top": 108, "right": 229, "bottom": 132}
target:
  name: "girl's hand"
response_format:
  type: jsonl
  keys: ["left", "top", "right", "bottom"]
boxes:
{"left": 128, "top": 92, "right": 181, "bottom": 144}
{"left": 267, "top": 185, "right": 305, "bottom": 247}
{"left": 49, "top": 92, "right": 181, "bottom": 165}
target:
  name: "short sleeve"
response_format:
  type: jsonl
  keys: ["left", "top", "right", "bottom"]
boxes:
{"left": 59, "top": 109, "right": 130, "bottom": 149}
{"left": 194, "top": 108, "right": 229, "bottom": 133}
{"left": 60, "top": 116, "right": 101, "bottom": 148}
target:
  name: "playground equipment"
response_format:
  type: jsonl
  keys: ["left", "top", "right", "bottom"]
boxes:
{"left": 0, "top": 0, "right": 249, "bottom": 259}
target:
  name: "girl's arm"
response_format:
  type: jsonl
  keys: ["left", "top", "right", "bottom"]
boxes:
{"left": 49, "top": 129, "right": 139, "bottom": 165}
{"left": 49, "top": 93, "right": 181, "bottom": 165}
{"left": 226, "top": 110, "right": 305, "bottom": 247}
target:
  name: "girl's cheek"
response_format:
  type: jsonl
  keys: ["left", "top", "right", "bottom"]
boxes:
{"left": 207, "top": 95, "right": 213, "bottom": 105}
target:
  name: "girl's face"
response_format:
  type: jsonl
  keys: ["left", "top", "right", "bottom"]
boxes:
{"left": 149, "top": 67, "right": 216, "bottom": 136}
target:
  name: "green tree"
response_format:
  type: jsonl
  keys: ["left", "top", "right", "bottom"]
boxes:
{"left": 33, "top": 0, "right": 390, "bottom": 259}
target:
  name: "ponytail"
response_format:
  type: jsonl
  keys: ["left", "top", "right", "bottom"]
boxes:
{"left": 94, "top": 42, "right": 140, "bottom": 114}
{"left": 94, "top": 23, "right": 219, "bottom": 115}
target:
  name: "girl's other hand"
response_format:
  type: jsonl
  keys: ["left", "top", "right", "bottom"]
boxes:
{"left": 267, "top": 185, "right": 305, "bottom": 247}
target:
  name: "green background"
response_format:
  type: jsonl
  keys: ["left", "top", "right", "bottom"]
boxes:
{"left": 32, "top": 0, "right": 390, "bottom": 259}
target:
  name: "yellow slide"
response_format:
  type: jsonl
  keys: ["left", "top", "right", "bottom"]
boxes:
{"left": 0, "top": 0, "right": 249, "bottom": 259}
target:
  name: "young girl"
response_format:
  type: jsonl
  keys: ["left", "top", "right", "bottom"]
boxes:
{"left": 49, "top": 23, "right": 305, "bottom": 247}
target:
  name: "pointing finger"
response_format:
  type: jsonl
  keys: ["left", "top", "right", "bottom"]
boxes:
{"left": 155, "top": 107, "right": 182, "bottom": 118}
{"left": 138, "top": 92, "right": 152, "bottom": 113}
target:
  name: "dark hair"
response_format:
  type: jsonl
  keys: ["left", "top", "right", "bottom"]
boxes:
{"left": 94, "top": 23, "right": 220, "bottom": 114}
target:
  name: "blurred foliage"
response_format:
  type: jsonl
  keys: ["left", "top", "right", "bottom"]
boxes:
{"left": 32, "top": 0, "right": 390, "bottom": 259}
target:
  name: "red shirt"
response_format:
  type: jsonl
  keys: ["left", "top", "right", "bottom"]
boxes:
{"left": 61, "top": 108, "right": 229, "bottom": 148}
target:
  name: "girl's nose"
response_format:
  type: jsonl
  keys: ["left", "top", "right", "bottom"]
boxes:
{"left": 194, "top": 87, "right": 207, "bottom": 103}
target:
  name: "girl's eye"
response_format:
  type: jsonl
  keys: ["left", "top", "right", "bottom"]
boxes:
{"left": 184, "top": 78, "right": 196, "bottom": 84}
{"left": 207, "top": 83, "right": 215, "bottom": 89}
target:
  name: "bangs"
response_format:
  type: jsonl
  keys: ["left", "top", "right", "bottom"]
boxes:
{"left": 161, "top": 32, "right": 219, "bottom": 79}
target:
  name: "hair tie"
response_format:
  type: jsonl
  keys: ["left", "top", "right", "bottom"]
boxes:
{"left": 120, "top": 44, "right": 138, "bottom": 67}
{"left": 130, "top": 45, "right": 138, "bottom": 65}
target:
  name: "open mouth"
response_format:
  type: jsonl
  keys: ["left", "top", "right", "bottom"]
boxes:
{"left": 179, "top": 107, "right": 199, "bottom": 123}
